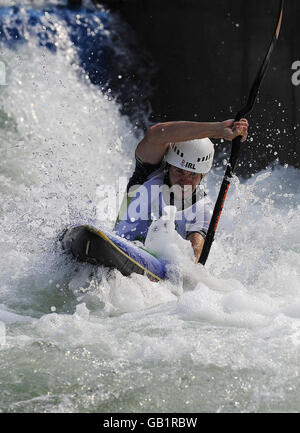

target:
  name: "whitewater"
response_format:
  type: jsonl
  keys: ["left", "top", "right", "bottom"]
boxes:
{"left": 0, "top": 4, "right": 300, "bottom": 413}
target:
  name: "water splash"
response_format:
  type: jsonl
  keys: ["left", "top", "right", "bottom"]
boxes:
{"left": 0, "top": 4, "right": 300, "bottom": 414}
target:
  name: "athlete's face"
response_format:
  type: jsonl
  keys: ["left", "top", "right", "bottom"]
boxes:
{"left": 168, "top": 165, "right": 203, "bottom": 198}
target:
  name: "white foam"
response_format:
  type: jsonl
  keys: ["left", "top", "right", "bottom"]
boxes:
{"left": 175, "top": 284, "right": 272, "bottom": 329}
{"left": 145, "top": 205, "right": 194, "bottom": 264}
{"left": 0, "top": 8, "right": 299, "bottom": 412}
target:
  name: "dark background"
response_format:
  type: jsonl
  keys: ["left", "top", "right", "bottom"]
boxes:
{"left": 82, "top": 0, "right": 299, "bottom": 176}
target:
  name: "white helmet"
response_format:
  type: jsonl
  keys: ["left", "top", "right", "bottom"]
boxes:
{"left": 165, "top": 138, "right": 214, "bottom": 174}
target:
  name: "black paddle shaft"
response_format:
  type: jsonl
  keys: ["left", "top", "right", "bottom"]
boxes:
{"left": 199, "top": 0, "right": 284, "bottom": 266}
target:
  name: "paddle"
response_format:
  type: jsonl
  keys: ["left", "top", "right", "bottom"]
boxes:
{"left": 199, "top": 0, "right": 284, "bottom": 266}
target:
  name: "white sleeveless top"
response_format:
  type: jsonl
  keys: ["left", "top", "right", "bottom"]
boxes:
{"left": 114, "top": 167, "right": 213, "bottom": 243}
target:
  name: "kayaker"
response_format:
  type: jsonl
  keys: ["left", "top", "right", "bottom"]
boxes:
{"left": 114, "top": 118, "right": 248, "bottom": 262}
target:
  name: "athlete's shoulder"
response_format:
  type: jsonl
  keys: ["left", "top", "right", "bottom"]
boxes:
{"left": 127, "top": 155, "right": 163, "bottom": 192}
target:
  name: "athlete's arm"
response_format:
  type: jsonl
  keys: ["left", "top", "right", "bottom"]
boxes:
{"left": 187, "top": 232, "right": 205, "bottom": 264}
{"left": 136, "top": 119, "right": 249, "bottom": 164}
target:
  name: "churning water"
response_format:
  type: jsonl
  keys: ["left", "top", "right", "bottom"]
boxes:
{"left": 0, "top": 3, "right": 299, "bottom": 413}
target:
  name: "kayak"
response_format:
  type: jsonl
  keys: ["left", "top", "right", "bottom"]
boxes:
{"left": 60, "top": 225, "right": 166, "bottom": 281}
